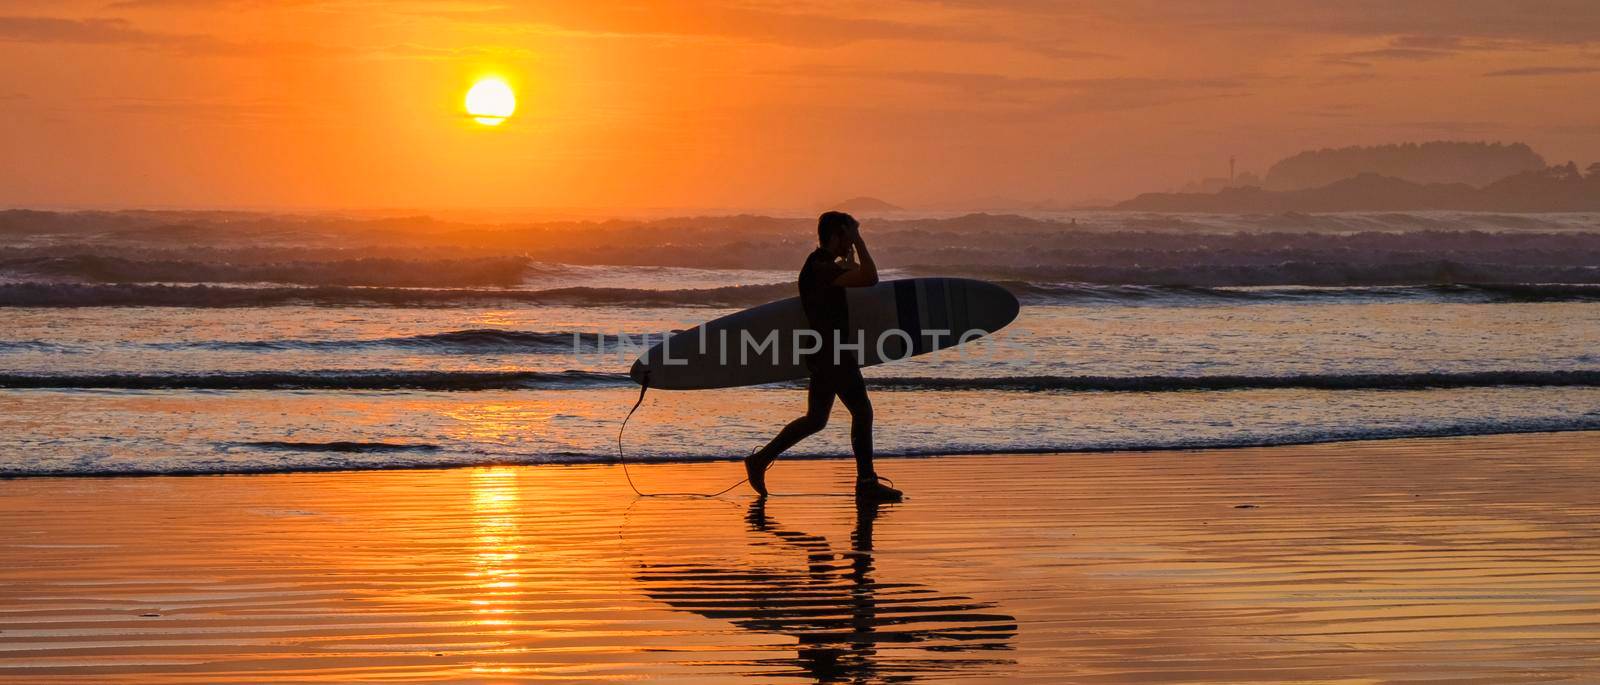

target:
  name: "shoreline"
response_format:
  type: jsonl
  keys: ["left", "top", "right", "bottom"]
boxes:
{"left": 3, "top": 427, "right": 1596, "bottom": 479}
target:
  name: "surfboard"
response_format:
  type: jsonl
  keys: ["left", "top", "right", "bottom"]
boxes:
{"left": 630, "top": 277, "right": 1019, "bottom": 390}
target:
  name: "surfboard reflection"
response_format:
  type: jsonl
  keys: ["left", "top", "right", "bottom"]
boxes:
{"left": 637, "top": 499, "right": 1017, "bottom": 682}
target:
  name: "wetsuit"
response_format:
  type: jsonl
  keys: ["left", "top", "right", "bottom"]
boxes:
{"left": 797, "top": 247, "right": 873, "bottom": 471}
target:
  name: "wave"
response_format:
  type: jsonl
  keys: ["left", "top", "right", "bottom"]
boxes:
{"left": 0, "top": 370, "right": 631, "bottom": 391}
{"left": 0, "top": 329, "right": 657, "bottom": 355}
{"left": 5, "top": 369, "right": 1597, "bottom": 392}
{"left": 162, "top": 329, "right": 655, "bottom": 354}
{"left": 5, "top": 420, "right": 1597, "bottom": 477}
{"left": 1000, "top": 281, "right": 1600, "bottom": 305}
{"left": 951, "top": 262, "right": 1600, "bottom": 290}
{"left": 868, "top": 370, "right": 1600, "bottom": 392}
{"left": 4, "top": 279, "right": 1600, "bottom": 309}
{"left": 8, "top": 211, "right": 1600, "bottom": 292}
{"left": 0, "top": 255, "right": 533, "bottom": 287}
{"left": 0, "top": 340, "right": 81, "bottom": 352}
{"left": 0, "top": 282, "right": 793, "bottom": 308}
{"left": 222, "top": 441, "right": 441, "bottom": 453}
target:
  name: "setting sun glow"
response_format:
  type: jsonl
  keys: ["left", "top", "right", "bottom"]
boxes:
{"left": 465, "top": 78, "right": 516, "bottom": 126}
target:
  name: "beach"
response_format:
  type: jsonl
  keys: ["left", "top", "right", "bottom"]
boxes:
{"left": 4, "top": 431, "right": 1598, "bottom": 683}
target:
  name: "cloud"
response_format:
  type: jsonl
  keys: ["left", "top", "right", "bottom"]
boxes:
{"left": 817, "top": 1, "right": 1600, "bottom": 47}
{"left": 777, "top": 65, "right": 1241, "bottom": 96}
{"left": 410, "top": 2, "right": 995, "bottom": 46}
{"left": 1023, "top": 42, "right": 1120, "bottom": 61}
{"left": 1294, "top": 103, "right": 1362, "bottom": 118}
{"left": 1377, "top": 120, "right": 1507, "bottom": 133}
{"left": 1389, "top": 34, "right": 1526, "bottom": 51}
{"left": 1319, "top": 46, "right": 1453, "bottom": 67}
{"left": 860, "top": 69, "right": 1085, "bottom": 97}
{"left": 1542, "top": 123, "right": 1600, "bottom": 135}
{"left": 1089, "top": 1, "right": 1600, "bottom": 45}
{"left": 1313, "top": 32, "right": 1556, "bottom": 69}
{"left": 0, "top": 15, "right": 246, "bottom": 53}
{"left": 1391, "top": 34, "right": 1469, "bottom": 50}
{"left": 1313, "top": 31, "right": 1544, "bottom": 69}
{"left": 94, "top": 95, "right": 296, "bottom": 119}
{"left": 1483, "top": 66, "right": 1600, "bottom": 77}
{"left": 366, "top": 43, "right": 533, "bottom": 60}
{"left": 1342, "top": 48, "right": 1453, "bottom": 61}
{"left": 1316, "top": 72, "right": 1381, "bottom": 85}
{"left": 0, "top": 16, "right": 164, "bottom": 44}
{"left": 768, "top": 65, "right": 1249, "bottom": 115}
{"left": 105, "top": 0, "right": 322, "bottom": 7}
{"left": 0, "top": 15, "right": 348, "bottom": 58}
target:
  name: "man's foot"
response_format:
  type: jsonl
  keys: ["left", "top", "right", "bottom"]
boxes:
{"left": 744, "top": 453, "right": 770, "bottom": 496}
{"left": 855, "top": 474, "right": 903, "bottom": 502}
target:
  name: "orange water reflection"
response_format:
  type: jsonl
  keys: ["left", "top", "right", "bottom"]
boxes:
{"left": 470, "top": 468, "right": 522, "bottom": 630}
{"left": 445, "top": 402, "right": 561, "bottom": 447}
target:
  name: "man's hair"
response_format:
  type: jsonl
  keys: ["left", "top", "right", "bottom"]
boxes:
{"left": 817, "top": 211, "right": 857, "bottom": 246}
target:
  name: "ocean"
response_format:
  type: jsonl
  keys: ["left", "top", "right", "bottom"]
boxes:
{"left": 2, "top": 210, "right": 1598, "bottom": 476}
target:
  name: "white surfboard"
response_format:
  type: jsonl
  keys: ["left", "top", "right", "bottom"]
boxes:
{"left": 630, "top": 277, "right": 1019, "bottom": 390}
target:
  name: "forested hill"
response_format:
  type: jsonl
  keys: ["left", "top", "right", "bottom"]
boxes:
{"left": 1264, "top": 142, "right": 1546, "bottom": 191}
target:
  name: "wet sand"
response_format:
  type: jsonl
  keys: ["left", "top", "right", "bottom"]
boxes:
{"left": 3, "top": 432, "right": 1599, "bottom": 683}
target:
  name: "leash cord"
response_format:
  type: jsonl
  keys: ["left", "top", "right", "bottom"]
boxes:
{"left": 618, "top": 373, "right": 751, "bottom": 498}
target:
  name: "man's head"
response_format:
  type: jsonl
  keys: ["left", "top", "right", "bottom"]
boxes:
{"left": 817, "top": 211, "right": 858, "bottom": 257}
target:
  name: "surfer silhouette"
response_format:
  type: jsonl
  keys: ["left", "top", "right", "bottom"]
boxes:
{"left": 745, "top": 211, "right": 904, "bottom": 502}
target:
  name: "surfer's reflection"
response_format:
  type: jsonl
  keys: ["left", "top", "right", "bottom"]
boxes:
{"left": 637, "top": 499, "right": 1017, "bottom": 682}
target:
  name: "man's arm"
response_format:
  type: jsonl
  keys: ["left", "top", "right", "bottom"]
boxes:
{"left": 832, "top": 225, "right": 879, "bottom": 287}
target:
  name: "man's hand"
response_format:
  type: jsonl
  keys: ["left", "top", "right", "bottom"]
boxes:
{"left": 830, "top": 219, "right": 878, "bottom": 288}
{"left": 842, "top": 221, "right": 863, "bottom": 263}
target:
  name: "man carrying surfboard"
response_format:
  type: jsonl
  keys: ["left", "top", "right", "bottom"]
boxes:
{"left": 744, "top": 211, "right": 904, "bottom": 502}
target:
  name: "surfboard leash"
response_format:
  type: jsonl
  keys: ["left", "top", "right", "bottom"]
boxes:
{"left": 617, "top": 372, "right": 751, "bottom": 498}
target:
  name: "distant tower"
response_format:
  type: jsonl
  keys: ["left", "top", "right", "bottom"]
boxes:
{"left": 1229, "top": 155, "right": 1236, "bottom": 186}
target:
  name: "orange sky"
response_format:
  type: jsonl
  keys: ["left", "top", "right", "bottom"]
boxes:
{"left": 2, "top": 1, "right": 1598, "bottom": 212}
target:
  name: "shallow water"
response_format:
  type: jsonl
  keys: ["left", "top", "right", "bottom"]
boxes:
{"left": 3, "top": 295, "right": 1600, "bottom": 475}
{"left": 6, "top": 213, "right": 1600, "bottom": 476}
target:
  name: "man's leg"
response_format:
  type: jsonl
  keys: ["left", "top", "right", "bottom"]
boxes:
{"left": 745, "top": 374, "right": 835, "bottom": 495}
{"left": 834, "top": 367, "right": 875, "bottom": 480}
{"left": 837, "top": 367, "right": 901, "bottom": 501}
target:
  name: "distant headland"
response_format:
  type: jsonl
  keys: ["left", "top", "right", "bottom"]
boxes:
{"left": 1118, "top": 142, "right": 1599, "bottom": 212}
{"left": 827, "top": 196, "right": 904, "bottom": 213}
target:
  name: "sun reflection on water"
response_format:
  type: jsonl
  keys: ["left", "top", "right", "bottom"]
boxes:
{"left": 469, "top": 468, "right": 522, "bottom": 630}
{"left": 446, "top": 403, "right": 560, "bottom": 445}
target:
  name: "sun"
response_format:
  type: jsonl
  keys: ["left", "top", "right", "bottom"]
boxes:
{"left": 465, "top": 77, "right": 516, "bottom": 126}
